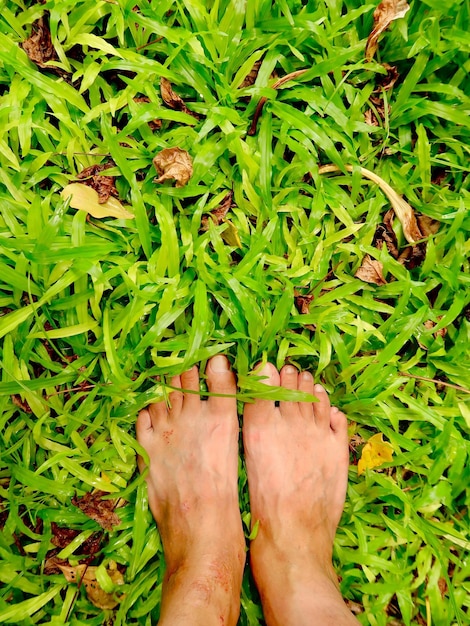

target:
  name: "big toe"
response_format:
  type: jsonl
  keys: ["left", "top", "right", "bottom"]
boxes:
{"left": 206, "top": 355, "right": 237, "bottom": 413}
{"left": 243, "top": 362, "right": 279, "bottom": 421}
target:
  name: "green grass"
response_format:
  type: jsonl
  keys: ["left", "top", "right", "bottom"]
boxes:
{"left": 0, "top": 0, "right": 469, "bottom": 624}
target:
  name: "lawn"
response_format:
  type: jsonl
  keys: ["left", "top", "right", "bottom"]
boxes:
{"left": 0, "top": 0, "right": 469, "bottom": 624}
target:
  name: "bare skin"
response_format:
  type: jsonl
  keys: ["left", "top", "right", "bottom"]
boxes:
{"left": 136, "top": 355, "right": 245, "bottom": 626}
{"left": 137, "top": 356, "right": 358, "bottom": 625}
{"left": 243, "top": 363, "right": 359, "bottom": 625}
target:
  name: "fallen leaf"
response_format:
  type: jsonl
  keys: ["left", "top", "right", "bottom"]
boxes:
{"left": 355, "top": 255, "right": 387, "bottom": 285}
{"left": 11, "top": 394, "right": 32, "bottom": 413}
{"left": 201, "top": 191, "right": 234, "bottom": 231}
{"left": 365, "top": 0, "right": 410, "bottom": 62}
{"left": 372, "top": 216, "right": 399, "bottom": 259}
{"left": 357, "top": 433, "right": 394, "bottom": 475}
{"left": 160, "top": 77, "right": 199, "bottom": 119}
{"left": 248, "top": 68, "right": 308, "bottom": 136}
{"left": 72, "top": 491, "right": 121, "bottom": 531}
{"left": 153, "top": 147, "right": 193, "bottom": 187}
{"left": 133, "top": 96, "right": 162, "bottom": 130}
{"left": 61, "top": 183, "right": 134, "bottom": 219}
{"left": 77, "top": 163, "right": 118, "bottom": 204}
{"left": 417, "top": 215, "right": 440, "bottom": 237}
{"left": 319, "top": 164, "right": 423, "bottom": 243}
{"left": 51, "top": 522, "right": 103, "bottom": 556}
{"left": 22, "top": 15, "right": 58, "bottom": 69}
{"left": 221, "top": 221, "right": 242, "bottom": 247}
{"left": 375, "top": 63, "right": 399, "bottom": 91}
{"left": 58, "top": 562, "right": 125, "bottom": 610}
{"left": 51, "top": 523, "right": 80, "bottom": 548}
{"left": 397, "top": 243, "right": 426, "bottom": 269}
{"left": 240, "top": 60, "right": 263, "bottom": 88}
{"left": 424, "top": 318, "right": 447, "bottom": 339}
{"left": 294, "top": 293, "right": 314, "bottom": 314}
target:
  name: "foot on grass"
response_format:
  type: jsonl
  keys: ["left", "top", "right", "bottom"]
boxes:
{"left": 243, "top": 363, "right": 358, "bottom": 626}
{"left": 136, "top": 355, "right": 245, "bottom": 626}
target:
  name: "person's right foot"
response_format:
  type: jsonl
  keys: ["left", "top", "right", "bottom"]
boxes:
{"left": 243, "top": 363, "right": 358, "bottom": 626}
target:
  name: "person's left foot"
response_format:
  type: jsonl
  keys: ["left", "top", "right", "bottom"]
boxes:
{"left": 136, "top": 355, "right": 245, "bottom": 625}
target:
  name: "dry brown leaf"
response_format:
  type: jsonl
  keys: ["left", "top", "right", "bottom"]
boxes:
{"left": 372, "top": 211, "right": 399, "bottom": 258}
{"left": 61, "top": 183, "right": 134, "bottom": 219}
{"left": 355, "top": 255, "right": 387, "bottom": 285}
{"left": 240, "top": 60, "right": 263, "bottom": 88}
{"left": 294, "top": 294, "right": 314, "bottom": 315}
{"left": 153, "top": 147, "right": 193, "bottom": 187}
{"left": 319, "top": 164, "right": 423, "bottom": 244}
{"left": 248, "top": 69, "right": 308, "bottom": 135}
{"left": 365, "top": 0, "right": 410, "bottom": 61}
{"left": 133, "top": 96, "right": 162, "bottom": 130}
{"left": 417, "top": 215, "right": 440, "bottom": 237}
{"left": 72, "top": 491, "right": 121, "bottom": 531}
{"left": 22, "top": 16, "right": 58, "bottom": 69}
{"left": 160, "top": 77, "right": 199, "bottom": 119}
{"left": 77, "top": 163, "right": 118, "bottom": 204}
{"left": 201, "top": 191, "right": 234, "bottom": 231}
{"left": 58, "top": 562, "right": 125, "bottom": 610}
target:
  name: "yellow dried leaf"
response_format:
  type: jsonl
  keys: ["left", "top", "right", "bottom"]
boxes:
{"left": 365, "top": 0, "right": 410, "bottom": 62}
{"left": 319, "top": 164, "right": 422, "bottom": 243}
{"left": 358, "top": 433, "right": 394, "bottom": 475}
{"left": 58, "top": 562, "right": 125, "bottom": 610}
{"left": 221, "top": 220, "right": 242, "bottom": 248}
{"left": 355, "top": 255, "right": 387, "bottom": 285}
{"left": 61, "top": 183, "right": 134, "bottom": 219}
{"left": 153, "top": 147, "right": 193, "bottom": 187}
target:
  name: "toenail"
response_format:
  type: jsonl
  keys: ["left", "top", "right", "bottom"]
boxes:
{"left": 284, "top": 365, "right": 297, "bottom": 374}
{"left": 331, "top": 406, "right": 339, "bottom": 413}
{"left": 314, "top": 384, "right": 325, "bottom": 393}
{"left": 210, "top": 355, "right": 229, "bottom": 372}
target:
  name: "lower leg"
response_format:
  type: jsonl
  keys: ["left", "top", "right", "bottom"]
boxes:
{"left": 243, "top": 363, "right": 359, "bottom": 626}
{"left": 136, "top": 356, "right": 245, "bottom": 626}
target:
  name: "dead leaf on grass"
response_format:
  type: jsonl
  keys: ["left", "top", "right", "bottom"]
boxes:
{"left": 355, "top": 255, "right": 387, "bottom": 285}
{"left": 358, "top": 433, "right": 394, "bottom": 475}
{"left": 417, "top": 215, "right": 440, "bottom": 237}
{"left": 160, "top": 77, "right": 199, "bottom": 119}
{"left": 72, "top": 491, "right": 122, "bottom": 531}
{"left": 294, "top": 293, "right": 314, "bottom": 314}
{"left": 22, "top": 15, "right": 58, "bottom": 69}
{"left": 239, "top": 60, "right": 263, "bottom": 88}
{"left": 153, "top": 147, "right": 193, "bottom": 187}
{"left": 248, "top": 68, "right": 308, "bottom": 135}
{"left": 365, "top": 0, "right": 410, "bottom": 62}
{"left": 77, "top": 163, "right": 118, "bottom": 204}
{"left": 133, "top": 96, "right": 162, "bottom": 130}
{"left": 58, "top": 562, "right": 125, "bottom": 609}
{"left": 372, "top": 209, "right": 399, "bottom": 258}
{"left": 319, "top": 164, "right": 423, "bottom": 244}
{"left": 61, "top": 183, "right": 134, "bottom": 219}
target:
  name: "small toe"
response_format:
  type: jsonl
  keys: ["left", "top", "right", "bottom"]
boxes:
{"left": 180, "top": 365, "right": 201, "bottom": 410}
{"left": 279, "top": 364, "right": 298, "bottom": 413}
{"left": 312, "top": 384, "right": 331, "bottom": 428}
{"left": 298, "top": 371, "right": 315, "bottom": 420}
{"left": 136, "top": 408, "right": 153, "bottom": 442}
{"left": 330, "top": 406, "right": 348, "bottom": 436}
{"left": 167, "top": 375, "right": 183, "bottom": 415}
{"left": 206, "top": 355, "right": 237, "bottom": 412}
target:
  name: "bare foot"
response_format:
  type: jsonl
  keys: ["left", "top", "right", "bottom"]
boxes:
{"left": 136, "top": 355, "right": 245, "bottom": 626}
{"left": 243, "top": 363, "right": 358, "bottom": 626}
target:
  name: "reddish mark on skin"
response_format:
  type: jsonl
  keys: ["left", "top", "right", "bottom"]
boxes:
{"left": 162, "top": 429, "right": 174, "bottom": 444}
{"left": 219, "top": 616, "right": 225, "bottom": 625}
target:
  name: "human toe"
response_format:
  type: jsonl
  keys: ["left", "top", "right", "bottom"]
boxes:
{"left": 312, "top": 383, "right": 332, "bottom": 428}
{"left": 206, "top": 355, "right": 237, "bottom": 412}
{"left": 298, "top": 370, "right": 315, "bottom": 420}
{"left": 180, "top": 365, "right": 201, "bottom": 409}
